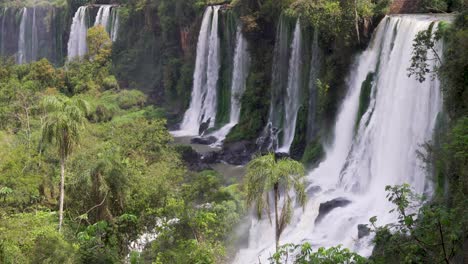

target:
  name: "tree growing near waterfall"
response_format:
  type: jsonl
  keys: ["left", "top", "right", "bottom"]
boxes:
{"left": 41, "top": 95, "right": 89, "bottom": 232}
{"left": 244, "top": 153, "right": 306, "bottom": 251}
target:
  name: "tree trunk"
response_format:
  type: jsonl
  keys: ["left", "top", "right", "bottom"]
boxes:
{"left": 274, "top": 183, "right": 279, "bottom": 251}
{"left": 58, "top": 158, "right": 65, "bottom": 232}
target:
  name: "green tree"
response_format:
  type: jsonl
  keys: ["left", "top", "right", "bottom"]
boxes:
{"left": 41, "top": 95, "right": 89, "bottom": 232}
{"left": 270, "top": 243, "right": 366, "bottom": 264}
{"left": 86, "top": 25, "right": 112, "bottom": 66}
{"left": 245, "top": 153, "right": 306, "bottom": 250}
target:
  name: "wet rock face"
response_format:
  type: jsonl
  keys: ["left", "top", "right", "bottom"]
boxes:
{"left": 176, "top": 145, "right": 211, "bottom": 171}
{"left": 315, "top": 198, "right": 351, "bottom": 224}
{"left": 220, "top": 140, "right": 256, "bottom": 165}
{"left": 358, "top": 224, "right": 371, "bottom": 239}
{"left": 198, "top": 118, "right": 211, "bottom": 135}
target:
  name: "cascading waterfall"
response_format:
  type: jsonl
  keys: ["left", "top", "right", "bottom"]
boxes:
{"left": 256, "top": 14, "right": 291, "bottom": 151}
{"left": 258, "top": 17, "right": 304, "bottom": 153}
{"left": 110, "top": 8, "right": 119, "bottom": 42}
{"left": 17, "top": 7, "right": 39, "bottom": 64}
{"left": 94, "top": 5, "right": 112, "bottom": 31}
{"left": 17, "top": 8, "right": 27, "bottom": 64}
{"left": 278, "top": 20, "right": 302, "bottom": 153}
{"left": 67, "top": 6, "right": 88, "bottom": 60}
{"left": 178, "top": 6, "right": 221, "bottom": 136}
{"left": 210, "top": 25, "right": 250, "bottom": 143}
{"left": 235, "top": 14, "right": 444, "bottom": 263}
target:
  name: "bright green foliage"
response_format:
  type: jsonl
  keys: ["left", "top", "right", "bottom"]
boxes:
{"left": 245, "top": 153, "right": 306, "bottom": 250}
{"left": 370, "top": 185, "right": 467, "bottom": 264}
{"left": 0, "top": 212, "right": 76, "bottom": 263}
{"left": 270, "top": 243, "right": 366, "bottom": 264}
{"left": 86, "top": 26, "right": 112, "bottom": 67}
{"left": 41, "top": 95, "right": 89, "bottom": 160}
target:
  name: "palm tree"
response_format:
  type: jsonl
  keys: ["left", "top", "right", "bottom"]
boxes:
{"left": 244, "top": 152, "right": 307, "bottom": 251}
{"left": 41, "top": 95, "right": 89, "bottom": 232}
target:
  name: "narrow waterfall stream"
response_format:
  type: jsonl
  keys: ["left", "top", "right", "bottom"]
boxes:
{"left": 235, "top": 14, "right": 445, "bottom": 263}
{"left": 278, "top": 20, "right": 302, "bottom": 153}
{"left": 258, "top": 17, "right": 304, "bottom": 153}
{"left": 210, "top": 25, "right": 250, "bottom": 144}
{"left": 17, "top": 8, "right": 27, "bottom": 64}
{"left": 95, "top": 5, "right": 112, "bottom": 31}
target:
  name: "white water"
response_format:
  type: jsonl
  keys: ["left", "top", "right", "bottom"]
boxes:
{"left": 177, "top": 6, "right": 221, "bottom": 136}
{"left": 94, "top": 5, "right": 112, "bottom": 31}
{"left": 67, "top": 6, "right": 88, "bottom": 60}
{"left": 278, "top": 20, "right": 302, "bottom": 153}
{"left": 210, "top": 25, "right": 250, "bottom": 144}
{"left": 110, "top": 8, "right": 119, "bottom": 42}
{"left": 17, "top": 8, "right": 27, "bottom": 64}
{"left": 17, "top": 7, "right": 38, "bottom": 64}
{"left": 235, "top": 14, "right": 444, "bottom": 263}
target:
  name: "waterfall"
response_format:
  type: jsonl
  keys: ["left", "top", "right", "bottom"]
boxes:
{"left": 306, "top": 29, "right": 321, "bottom": 142}
{"left": 204, "top": 6, "right": 221, "bottom": 128}
{"left": 235, "top": 14, "right": 444, "bottom": 263}
{"left": 67, "top": 6, "right": 88, "bottom": 61}
{"left": 94, "top": 5, "right": 112, "bottom": 31}
{"left": 178, "top": 6, "right": 221, "bottom": 136}
{"left": 210, "top": 25, "right": 250, "bottom": 143}
{"left": 278, "top": 20, "right": 302, "bottom": 153}
{"left": 17, "top": 8, "right": 27, "bottom": 64}
{"left": 256, "top": 14, "right": 291, "bottom": 151}
{"left": 16, "top": 7, "right": 39, "bottom": 64}
{"left": 110, "top": 8, "right": 119, "bottom": 42}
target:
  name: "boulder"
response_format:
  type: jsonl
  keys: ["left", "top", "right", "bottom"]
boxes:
{"left": 358, "top": 224, "right": 371, "bottom": 239}
{"left": 315, "top": 198, "right": 351, "bottom": 223}
{"left": 198, "top": 118, "right": 211, "bottom": 135}
{"left": 220, "top": 140, "right": 256, "bottom": 165}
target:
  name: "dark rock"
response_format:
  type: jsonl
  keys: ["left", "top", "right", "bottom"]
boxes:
{"left": 198, "top": 118, "right": 211, "bottom": 135}
{"left": 201, "top": 151, "right": 220, "bottom": 164}
{"left": 220, "top": 140, "right": 256, "bottom": 165}
{"left": 191, "top": 136, "right": 217, "bottom": 145}
{"left": 358, "top": 224, "right": 371, "bottom": 239}
{"left": 274, "top": 152, "right": 290, "bottom": 160}
{"left": 315, "top": 198, "right": 351, "bottom": 223}
{"left": 175, "top": 145, "right": 211, "bottom": 171}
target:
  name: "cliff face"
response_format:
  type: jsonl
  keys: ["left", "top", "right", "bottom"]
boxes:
{"left": 389, "top": 0, "right": 422, "bottom": 13}
{"left": 0, "top": 6, "right": 68, "bottom": 65}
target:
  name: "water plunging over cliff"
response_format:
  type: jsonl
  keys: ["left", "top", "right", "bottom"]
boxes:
{"left": 258, "top": 17, "right": 304, "bottom": 153}
{"left": 235, "top": 14, "right": 444, "bottom": 263}
{"left": 17, "top": 8, "right": 27, "bottom": 64}
{"left": 278, "top": 20, "right": 302, "bottom": 153}
{"left": 67, "top": 6, "right": 88, "bottom": 60}
{"left": 210, "top": 25, "right": 250, "bottom": 143}
{"left": 17, "top": 7, "right": 38, "bottom": 64}
{"left": 95, "top": 5, "right": 112, "bottom": 30}
{"left": 178, "top": 6, "right": 221, "bottom": 136}
{"left": 110, "top": 8, "right": 119, "bottom": 42}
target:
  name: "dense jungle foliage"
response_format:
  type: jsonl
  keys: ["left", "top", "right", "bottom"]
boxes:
{"left": 0, "top": 0, "right": 466, "bottom": 263}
